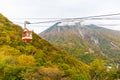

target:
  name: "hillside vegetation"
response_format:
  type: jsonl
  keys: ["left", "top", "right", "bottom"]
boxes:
{"left": 0, "top": 14, "right": 91, "bottom": 80}
{"left": 0, "top": 14, "right": 120, "bottom": 80}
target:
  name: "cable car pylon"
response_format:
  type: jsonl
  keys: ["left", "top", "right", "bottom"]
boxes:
{"left": 22, "top": 21, "right": 33, "bottom": 42}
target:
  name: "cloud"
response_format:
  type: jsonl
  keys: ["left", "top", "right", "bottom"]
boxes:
{"left": 1, "top": 0, "right": 120, "bottom": 32}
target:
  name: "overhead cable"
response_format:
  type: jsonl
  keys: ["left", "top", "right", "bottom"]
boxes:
{"left": 12, "top": 13, "right": 120, "bottom": 24}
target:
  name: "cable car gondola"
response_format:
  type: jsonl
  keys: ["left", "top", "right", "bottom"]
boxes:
{"left": 22, "top": 21, "right": 32, "bottom": 42}
{"left": 22, "top": 28, "right": 32, "bottom": 41}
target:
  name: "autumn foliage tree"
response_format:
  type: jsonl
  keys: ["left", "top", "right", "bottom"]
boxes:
{"left": 18, "top": 54, "right": 36, "bottom": 66}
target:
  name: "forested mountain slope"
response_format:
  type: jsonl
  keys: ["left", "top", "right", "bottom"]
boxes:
{"left": 0, "top": 13, "right": 119, "bottom": 80}
{"left": 0, "top": 14, "right": 90, "bottom": 80}
{"left": 40, "top": 22, "right": 120, "bottom": 63}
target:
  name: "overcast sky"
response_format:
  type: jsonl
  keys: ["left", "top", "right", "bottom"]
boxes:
{"left": 0, "top": 0, "right": 120, "bottom": 33}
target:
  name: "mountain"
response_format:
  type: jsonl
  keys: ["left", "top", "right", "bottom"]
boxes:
{"left": 40, "top": 22, "right": 120, "bottom": 64}
{"left": 0, "top": 14, "right": 90, "bottom": 80}
{"left": 1, "top": 13, "right": 119, "bottom": 80}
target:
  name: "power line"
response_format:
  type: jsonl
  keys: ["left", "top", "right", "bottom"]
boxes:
{"left": 93, "top": 24, "right": 120, "bottom": 26}
{"left": 75, "top": 13, "right": 120, "bottom": 19}
{"left": 86, "top": 18, "right": 120, "bottom": 20}
{"left": 12, "top": 13, "right": 120, "bottom": 24}
{"left": 10, "top": 13, "right": 120, "bottom": 20}
{"left": 30, "top": 20, "right": 62, "bottom": 24}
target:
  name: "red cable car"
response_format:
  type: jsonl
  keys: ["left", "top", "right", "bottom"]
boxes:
{"left": 22, "top": 28, "right": 32, "bottom": 42}
{"left": 22, "top": 21, "right": 32, "bottom": 42}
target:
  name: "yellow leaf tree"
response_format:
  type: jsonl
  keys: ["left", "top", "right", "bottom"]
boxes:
{"left": 18, "top": 54, "right": 36, "bottom": 66}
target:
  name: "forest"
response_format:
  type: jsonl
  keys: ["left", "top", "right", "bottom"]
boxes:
{"left": 0, "top": 13, "right": 120, "bottom": 80}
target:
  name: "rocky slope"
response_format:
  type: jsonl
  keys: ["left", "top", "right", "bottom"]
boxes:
{"left": 40, "top": 22, "right": 120, "bottom": 63}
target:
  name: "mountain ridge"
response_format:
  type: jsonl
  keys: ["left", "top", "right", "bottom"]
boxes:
{"left": 40, "top": 22, "right": 120, "bottom": 63}
{"left": 0, "top": 13, "right": 119, "bottom": 80}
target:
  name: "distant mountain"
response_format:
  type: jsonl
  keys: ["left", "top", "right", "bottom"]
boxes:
{"left": 0, "top": 14, "right": 90, "bottom": 79}
{"left": 40, "top": 22, "right": 120, "bottom": 63}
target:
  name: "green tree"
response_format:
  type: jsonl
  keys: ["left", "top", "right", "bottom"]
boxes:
{"left": 89, "top": 59, "right": 108, "bottom": 80}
